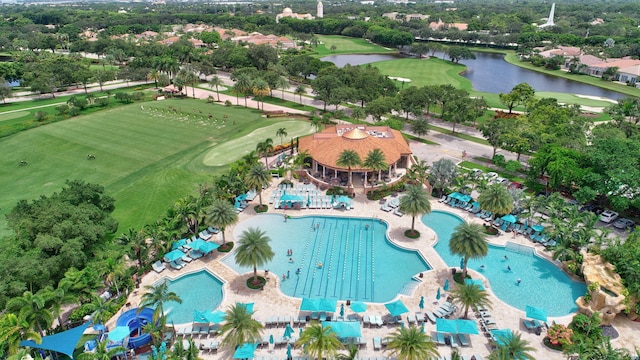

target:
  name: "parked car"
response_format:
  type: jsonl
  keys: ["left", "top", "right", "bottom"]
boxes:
{"left": 495, "top": 177, "right": 509, "bottom": 185}
{"left": 484, "top": 172, "right": 498, "bottom": 182}
{"left": 579, "top": 204, "right": 604, "bottom": 215}
{"left": 509, "top": 182, "right": 525, "bottom": 189}
{"left": 471, "top": 169, "right": 483, "bottom": 177}
{"left": 599, "top": 210, "right": 619, "bottom": 223}
{"left": 613, "top": 218, "right": 635, "bottom": 230}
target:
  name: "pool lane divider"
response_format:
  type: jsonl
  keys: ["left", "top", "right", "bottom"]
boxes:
{"left": 292, "top": 219, "right": 316, "bottom": 296}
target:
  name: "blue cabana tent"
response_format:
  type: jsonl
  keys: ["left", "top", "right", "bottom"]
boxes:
{"left": 319, "top": 299, "right": 337, "bottom": 312}
{"left": 300, "top": 298, "right": 321, "bottom": 311}
{"left": 322, "top": 321, "right": 362, "bottom": 338}
{"left": 20, "top": 322, "right": 92, "bottom": 359}
{"left": 465, "top": 278, "right": 485, "bottom": 290}
{"left": 525, "top": 305, "right": 548, "bottom": 322}
{"left": 501, "top": 214, "right": 518, "bottom": 223}
{"left": 456, "top": 319, "right": 479, "bottom": 335}
{"left": 436, "top": 318, "right": 458, "bottom": 333}
{"left": 436, "top": 318, "right": 479, "bottom": 335}
{"left": 164, "top": 249, "right": 185, "bottom": 262}
{"left": 279, "top": 194, "right": 304, "bottom": 202}
{"left": 385, "top": 299, "right": 409, "bottom": 317}
{"left": 190, "top": 238, "right": 220, "bottom": 254}
{"left": 336, "top": 196, "right": 351, "bottom": 205}
{"left": 236, "top": 302, "right": 254, "bottom": 314}
{"left": 172, "top": 238, "right": 189, "bottom": 250}
{"left": 233, "top": 343, "right": 258, "bottom": 359}
{"left": 532, "top": 224, "right": 545, "bottom": 232}
{"left": 350, "top": 301, "right": 367, "bottom": 313}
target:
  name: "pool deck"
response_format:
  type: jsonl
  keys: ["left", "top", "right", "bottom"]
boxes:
{"left": 116, "top": 183, "right": 640, "bottom": 359}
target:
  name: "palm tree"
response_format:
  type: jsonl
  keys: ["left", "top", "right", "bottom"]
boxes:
{"left": 406, "top": 159, "right": 430, "bottom": 186}
{"left": 450, "top": 282, "right": 492, "bottom": 319}
{"left": 234, "top": 73, "right": 252, "bottom": 107}
{"left": 252, "top": 78, "right": 270, "bottom": 110}
{"left": 488, "top": 331, "right": 536, "bottom": 360}
{"left": 336, "top": 150, "right": 362, "bottom": 191}
{"left": 84, "top": 295, "right": 114, "bottom": 325}
{"left": 310, "top": 117, "right": 323, "bottom": 133}
{"left": 336, "top": 344, "right": 359, "bottom": 360}
{"left": 245, "top": 163, "right": 271, "bottom": 207}
{"left": 294, "top": 85, "right": 306, "bottom": 104}
{"left": 276, "top": 127, "right": 288, "bottom": 145}
{"left": 139, "top": 281, "right": 182, "bottom": 331}
{"left": 478, "top": 184, "right": 514, "bottom": 220}
{"left": 103, "top": 256, "right": 125, "bottom": 297}
{"left": 384, "top": 325, "right": 439, "bottom": 360}
{"left": 399, "top": 184, "right": 432, "bottom": 236}
{"left": 209, "top": 75, "right": 224, "bottom": 102}
{"left": 276, "top": 76, "right": 289, "bottom": 99}
{"left": 256, "top": 138, "right": 274, "bottom": 168}
{"left": 118, "top": 228, "right": 149, "bottom": 269}
{"left": 78, "top": 339, "right": 125, "bottom": 360}
{"left": 220, "top": 304, "right": 263, "bottom": 351}
{"left": 0, "top": 313, "right": 42, "bottom": 356}
{"left": 235, "top": 227, "right": 275, "bottom": 286}
{"left": 206, "top": 198, "right": 239, "bottom": 245}
{"left": 363, "top": 148, "right": 388, "bottom": 191}
{"left": 296, "top": 322, "right": 343, "bottom": 360}
{"left": 449, "top": 222, "right": 489, "bottom": 279}
{"left": 6, "top": 291, "right": 53, "bottom": 336}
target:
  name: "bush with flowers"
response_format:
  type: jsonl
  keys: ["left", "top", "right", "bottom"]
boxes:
{"left": 546, "top": 323, "right": 573, "bottom": 348}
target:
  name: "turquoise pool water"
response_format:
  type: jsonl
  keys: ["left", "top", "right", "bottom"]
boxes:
{"left": 159, "top": 270, "right": 224, "bottom": 324}
{"left": 422, "top": 211, "right": 586, "bottom": 317}
{"left": 227, "top": 214, "right": 430, "bottom": 303}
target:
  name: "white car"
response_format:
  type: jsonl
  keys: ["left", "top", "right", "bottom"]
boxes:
{"left": 484, "top": 172, "right": 498, "bottom": 182}
{"left": 471, "top": 169, "right": 483, "bottom": 177}
{"left": 495, "top": 177, "right": 509, "bottom": 185}
{"left": 599, "top": 210, "right": 619, "bottom": 224}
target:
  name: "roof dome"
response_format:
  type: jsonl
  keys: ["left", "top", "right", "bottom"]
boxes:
{"left": 283, "top": 7, "right": 293, "bottom": 14}
{"left": 342, "top": 128, "right": 369, "bottom": 140}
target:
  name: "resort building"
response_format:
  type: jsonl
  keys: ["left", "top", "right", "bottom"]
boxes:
{"left": 298, "top": 125, "right": 414, "bottom": 190}
{"left": 275, "top": 7, "right": 314, "bottom": 23}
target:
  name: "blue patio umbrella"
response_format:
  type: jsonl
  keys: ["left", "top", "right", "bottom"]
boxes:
{"left": 525, "top": 305, "right": 548, "bottom": 322}
{"left": 236, "top": 302, "right": 254, "bottom": 314}
{"left": 456, "top": 319, "right": 479, "bottom": 335}
{"left": 202, "top": 310, "right": 226, "bottom": 324}
{"left": 300, "top": 298, "right": 320, "bottom": 312}
{"left": 172, "top": 238, "right": 188, "bottom": 250}
{"left": 350, "top": 301, "right": 367, "bottom": 313}
{"left": 336, "top": 195, "right": 351, "bottom": 205}
{"left": 421, "top": 322, "right": 425, "bottom": 333}
{"left": 307, "top": 194, "right": 311, "bottom": 206}
{"left": 419, "top": 296, "right": 425, "bottom": 309}
{"left": 299, "top": 327, "right": 303, "bottom": 337}
{"left": 385, "top": 299, "right": 409, "bottom": 317}
{"left": 108, "top": 326, "right": 130, "bottom": 341}
{"left": 283, "top": 323, "right": 294, "bottom": 339}
{"left": 286, "top": 343, "right": 292, "bottom": 359}
{"left": 233, "top": 343, "right": 258, "bottom": 359}
{"left": 319, "top": 298, "right": 337, "bottom": 313}
{"left": 322, "top": 321, "right": 362, "bottom": 337}
{"left": 490, "top": 329, "right": 513, "bottom": 346}
{"left": 269, "top": 334, "right": 274, "bottom": 345}
{"left": 164, "top": 249, "right": 186, "bottom": 262}
{"left": 340, "top": 303, "right": 345, "bottom": 317}
{"left": 436, "top": 318, "right": 458, "bottom": 333}
{"left": 460, "top": 257, "right": 465, "bottom": 269}
{"left": 501, "top": 214, "right": 518, "bottom": 223}
{"left": 436, "top": 287, "right": 441, "bottom": 301}
{"left": 532, "top": 224, "right": 545, "bottom": 232}
{"left": 443, "top": 279, "right": 450, "bottom": 291}
{"left": 465, "top": 278, "right": 485, "bottom": 290}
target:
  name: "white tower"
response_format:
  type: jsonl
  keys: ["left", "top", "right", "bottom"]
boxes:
{"left": 317, "top": 0, "right": 324, "bottom": 18}
{"left": 539, "top": 3, "right": 555, "bottom": 28}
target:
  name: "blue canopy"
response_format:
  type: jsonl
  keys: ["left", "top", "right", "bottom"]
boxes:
{"left": 460, "top": 194, "right": 472, "bottom": 203}
{"left": 194, "top": 310, "right": 226, "bottom": 324}
{"left": 350, "top": 301, "right": 367, "bottom": 313}
{"left": 532, "top": 225, "right": 545, "bottom": 232}
{"left": 108, "top": 326, "right": 131, "bottom": 341}
{"left": 456, "top": 319, "right": 479, "bottom": 335}
{"left": 236, "top": 302, "right": 254, "bottom": 314}
{"left": 280, "top": 194, "right": 304, "bottom": 202}
{"left": 490, "top": 329, "right": 513, "bottom": 346}
{"left": 164, "top": 249, "right": 185, "bottom": 262}
{"left": 501, "top": 214, "right": 518, "bottom": 223}
{"left": 436, "top": 318, "right": 458, "bottom": 333}
{"left": 465, "top": 278, "right": 485, "bottom": 290}
{"left": 385, "top": 299, "right": 409, "bottom": 317}
{"left": 322, "top": 321, "right": 362, "bottom": 338}
{"left": 172, "top": 238, "right": 189, "bottom": 250}
{"left": 300, "top": 298, "right": 321, "bottom": 311}
{"left": 236, "top": 194, "right": 248, "bottom": 201}
{"left": 437, "top": 319, "right": 479, "bottom": 335}
{"left": 20, "top": 321, "right": 92, "bottom": 359}
{"left": 320, "top": 299, "right": 337, "bottom": 312}
{"left": 525, "top": 305, "right": 547, "bottom": 322}
{"left": 336, "top": 196, "right": 351, "bottom": 205}
{"left": 233, "top": 343, "right": 258, "bottom": 359}
{"left": 190, "top": 238, "right": 219, "bottom": 254}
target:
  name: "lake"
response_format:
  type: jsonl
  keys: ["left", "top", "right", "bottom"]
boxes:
{"left": 321, "top": 52, "right": 626, "bottom": 100}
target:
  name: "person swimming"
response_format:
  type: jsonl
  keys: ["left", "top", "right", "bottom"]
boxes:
{"left": 503, "top": 255, "right": 508, "bottom": 260}
{"left": 296, "top": 268, "right": 301, "bottom": 275}
{"left": 289, "top": 257, "right": 294, "bottom": 263}
{"left": 507, "top": 265, "right": 512, "bottom": 271}
{"left": 517, "top": 278, "right": 522, "bottom": 285}
{"left": 287, "top": 270, "right": 290, "bottom": 279}
{"left": 480, "top": 265, "right": 486, "bottom": 269}
{"left": 317, "top": 262, "right": 323, "bottom": 268}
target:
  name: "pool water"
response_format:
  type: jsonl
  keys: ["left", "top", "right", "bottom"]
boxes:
{"left": 422, "top": 211, "right": 586, "bottom": 317}
{"left": 159, "top": 270, "right": 224, "bottom": 324}
{"left": 228, "top": 214, "right": 430, "bottom": 303}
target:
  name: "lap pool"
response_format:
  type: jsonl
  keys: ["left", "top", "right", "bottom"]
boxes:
{"left": 227, "top": 214, "right": 430, "bottom": 303}
{"left": 157, "top": 270, "right": 224, "bottom": 324}
{"left": 422, "top": 211, "right": 586, "bottom": 317}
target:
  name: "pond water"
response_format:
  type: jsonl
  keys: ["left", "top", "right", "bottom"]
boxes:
{"left": 321, "top": 52, "right": 626, "bottom": 100}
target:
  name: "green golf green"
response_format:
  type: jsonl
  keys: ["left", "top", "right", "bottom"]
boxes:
{"left": 314, "top": 35, "right": 394, "bottom": 57}
{"left": 0, "top": 99, "right": 313, "bottom": 239}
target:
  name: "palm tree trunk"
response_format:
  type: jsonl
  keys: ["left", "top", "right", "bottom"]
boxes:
{"left": 411, "top": 216, "right": 416, "bottom": 232}
{"left": 253, "top": 265, "right": 258, "bottom": 284}
{"left": 221, "top": 229, "right": 226, "bottom": 244}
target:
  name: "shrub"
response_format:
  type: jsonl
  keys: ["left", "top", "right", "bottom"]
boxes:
{"left": 326, "top": 187, "right": 349, "bottom": 196}
{"left": 505, "top": 160, "right": 523, "bottom": 173}
{"left": 492, "top": 154, "right": 506, "bottom": 167}
{"left": 225, "top": 100, "right": 232, "bottom": 106}
{"left": 96, "top": 98, "right": 109, "bottom": 107}
{"left": 56, "top": 104, "right": 70, "bottom": 116}
{"left": 546, "top": 323, "right": 573, "bottom": 347}
{"left": 133, "top": 92, "right": 145, "bottom": 101}
{"left": 34, "top": 111, "right": 48, "bottom": 122}
{"left": 115, "top": 93, "right": 134, "bottom": 103}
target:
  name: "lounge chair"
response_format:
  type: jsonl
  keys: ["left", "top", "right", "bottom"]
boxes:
{"left": 373, "top": 337, "right": 382, "bottom": 350}
{"left": 425, "top": 311, "right": 436, "bottom": 324}
{"left": 415, "top": 312, "right": 424, "bottom": 323}
{"left": 407, "top": 314, "right": 416, "bottom": 324}
{"left": 199, "top": 325, "right": 209, "bottom": 336}
{"left": 373, "top": 315, "right": 383, "bottom": 327}
{"left": 458, "top": 333, "right": 471, "bottom": 347}
{"left": 380, "top": 203, "right": 393, "bottom": 212}
{"left": 189, "top": 250, "right": 203, "bottom": 260}
{"left": 169, "top": 261, "right": 184, "bottom": 270}
{"left": 393, "top": 208, "right": 404, "bottom": 217}
{"left": 362, "top": 315, "right": 371, "bottom": 327}
{"left": 434, "top": 332, "right": 447, "bottom": 345}
{"left": 152, "top": 261, "right": 166, "bottom": 273}
{"left": 198, "top": 231, "right": 212, "bottom": 240}
{"left": 449, "top": 334, "right": 460, "bottom": 348}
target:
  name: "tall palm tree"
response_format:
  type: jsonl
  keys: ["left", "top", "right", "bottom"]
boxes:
{"left": 488, "top": 331, "right": 536, "bottom": 360}
{"left": 384, "top": 325, "right": 439, "bottom": 360}
{"left": 478, "top": 183, "right": 514, "bottom": 220}
{"left": 256, "top": 138, "right": 274, "bottom": 168}
{"left": 220, "top": 304, "right": 263, "bottom": 351}
{"left": 41, "top": 286, "right": 76, "bottom": 329}
{"left": 118, "top": 228, "right": 149, "bottom": 269}
{"left": 276, "top": 76, "right": 289, "bottom": 99}
{"left": 235, "top": 227, "right": 275, "bottom": 286}
{"left": 450, "top": 282, "right": 492, "bottom": 319}
{"left": 363, "top": 148, "right": 388, "bottom": 191}
{"left": 234, "top": 73, "right": 252, "bottom": 107}
{"left": 139, "top": 281, "right": 182, "bottom": 331}
{"left": 206, "top": 198, "right": 239, "bottom": 245}
{"left": 337, "top": 344, "right": 359, "bottom": 360}
{"left": 406, "top": 159, "right": 430, "bottom": 186}
{"left": 103, "top": 256, "right": 125, "bottom": 297}
{"left": 78, "top": 339, "right": 125, "bottom": 360}
{"left": 296, "top": 322, "right": 343, "bottom": 360}
{"left": 6, "top": 291, "right": 53, "bottom": 336}
{"left": 84, "top": 295, "right": 114, "bottom": 325}
{"left": 252, "top": 78, "right": 270, "bottom": 110}
{"left": 294, "top": 85, "right": 306, "bottom": 104}
{"left": 245, "top": 163, "right": 271, "bottom": 207}
{"left": 336, "top": 150, "right": 362, "bottom": 190}
{"left": 399, "top": 184, "right": 432, "bottom": 236}
{"left": 449, "top": 222, "right": 489, "bottom": 279}
{"left": 0, "top": 313, "right": 42, "bottom": 356}
{"left": 276, "top": 127, "right": 288, "bottom": 145}
{"left": 208, "top": 75, "right": 223, "bottom": 101}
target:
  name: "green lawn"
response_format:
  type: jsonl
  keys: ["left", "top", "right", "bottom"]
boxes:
{"left": 314, "top": 35, "right": 395, "bottom": 57}
{"left": 0, "top": 99, "right": 313, "bottom": 239}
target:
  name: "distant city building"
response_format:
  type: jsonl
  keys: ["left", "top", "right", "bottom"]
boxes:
{"left": 383, "top": 12, "right": 428, "bottom": 21}
{"left": 276, "top": 7, "right": 314, "bottom": 23}
{"left": 317, "top": 1, "right": 323, "bottom": 18}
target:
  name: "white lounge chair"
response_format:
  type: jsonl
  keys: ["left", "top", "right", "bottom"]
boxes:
{"left": 373, "top": 337, "right": 382, "bottom": 350}
{"left": 152, "top": 261, "right": 166, "bottom": 273}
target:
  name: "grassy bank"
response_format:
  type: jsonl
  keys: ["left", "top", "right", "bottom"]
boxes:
{"left": 314, "top": 35, "right": 395, "bottom": 57}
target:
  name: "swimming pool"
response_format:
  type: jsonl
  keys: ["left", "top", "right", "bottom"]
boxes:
{"left": 422, "top": 211, "right": 586, "bottom": 317}
{"left": 158, "top": 270, "right": 224, "bottom": 324}
{"left": 227, "top": 214, "right": 430, "bottom": 303}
